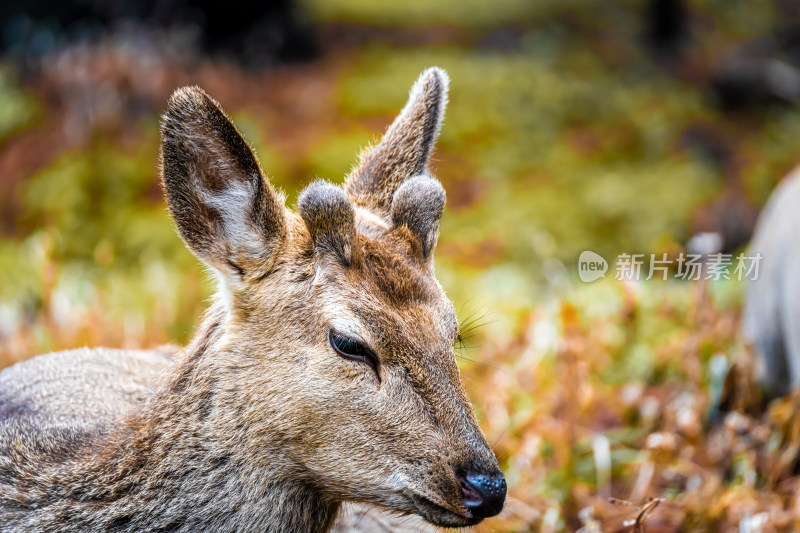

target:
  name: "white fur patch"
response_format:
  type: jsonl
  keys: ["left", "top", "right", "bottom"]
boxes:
{"left": 386, "top": 471, "right": 408, "bottom": 491}
{"left": 329, "top": 317, "right": 369, "bottom": 343}
{"left": 214, "top": 268, "right": 235, "bottom": 310}
{"left": 198, "top": 176, "right": 269, "bottom": 259}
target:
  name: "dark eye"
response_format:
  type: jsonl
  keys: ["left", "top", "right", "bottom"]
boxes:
{"left": 329, "top": 329, "right": 381, "bottom": 380}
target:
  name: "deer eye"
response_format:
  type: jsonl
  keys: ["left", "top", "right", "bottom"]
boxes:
{"left": 329, "top": 330, "right": 381, "bottom": 380}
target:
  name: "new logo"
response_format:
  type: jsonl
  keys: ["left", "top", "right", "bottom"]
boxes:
{"left": 578, "top": 251, "right": 608, "bottom": 282}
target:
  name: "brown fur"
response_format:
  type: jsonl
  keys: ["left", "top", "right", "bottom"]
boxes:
{"left": 0, "top": 67, "right": 503, "bottom": 532}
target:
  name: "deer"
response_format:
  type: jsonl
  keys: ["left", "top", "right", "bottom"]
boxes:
{"left": 0, "top": 67, "right": 507, "bottom": 532}
{"left": 744, "top": 167, "right": 800, "bottom": 399}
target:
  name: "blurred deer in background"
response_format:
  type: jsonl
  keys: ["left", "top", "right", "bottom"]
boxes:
{"left": 0, "top": 68, "right": 506, "bottom": 532}
{"left": 744, "top": 168, "right": 800, "bottom": 399}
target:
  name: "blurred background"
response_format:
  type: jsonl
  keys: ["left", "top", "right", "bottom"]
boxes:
{"left": 2, "top": 0, "right": 800, "bottom": 530}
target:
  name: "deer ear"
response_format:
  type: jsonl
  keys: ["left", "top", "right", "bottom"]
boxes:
{"left": 161, "top": 86, "right": 286, "bottom": 279}
{"left": 391, "top": 175, "right": 446, "bottom": 260}
{"left": 345, "top": 67, "right": 448, "bottom": 218}
{"left": 298, "top": 180, "right": 356, "bottom": 266}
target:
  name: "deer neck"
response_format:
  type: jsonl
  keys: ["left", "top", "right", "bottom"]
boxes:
{"left": 80, "top": 304, "right": 340, "bottom": 532}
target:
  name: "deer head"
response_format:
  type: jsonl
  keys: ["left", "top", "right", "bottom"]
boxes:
{"left": 160, "top": 68, "right": 506, "bottom": 528}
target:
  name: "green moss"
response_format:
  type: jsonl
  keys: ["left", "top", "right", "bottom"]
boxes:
{"left": 0, "top": 66, "right": 41, "bottom": 143}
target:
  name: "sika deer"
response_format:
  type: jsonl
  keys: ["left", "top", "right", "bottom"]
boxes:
{"left": 745, "top": 167, "right": 800, "bottom": 398}
{"left": 0, "top": 68, "right": 506, "bottom": 532}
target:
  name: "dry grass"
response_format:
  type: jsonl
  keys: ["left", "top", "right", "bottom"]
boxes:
{"left": 5, "top": 270, "right": 800, "bottom": 531}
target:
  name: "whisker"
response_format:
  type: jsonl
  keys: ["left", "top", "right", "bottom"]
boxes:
{"left": 492, "top": 428, "right": 510, "bottom": 449}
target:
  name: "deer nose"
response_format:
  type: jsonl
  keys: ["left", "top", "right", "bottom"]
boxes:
{"left": 457, "top": 471, "right": 506, "bottom": 519}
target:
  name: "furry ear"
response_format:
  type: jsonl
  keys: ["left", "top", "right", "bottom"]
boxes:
{"left": 298, "top": 180, "right": 356, "bottom": 265}
{"left": 391, "top": 175, "right": 446, "bottom": 260}
{"left": 161, "top": 86, "right": 286, "bottom": 279}
{"left": 346, "top": 67, "right": 448, "bottom": 218}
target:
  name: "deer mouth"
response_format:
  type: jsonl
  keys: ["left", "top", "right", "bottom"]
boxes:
{"left": 408, "top": 492, "right": 482, "bottom": 527}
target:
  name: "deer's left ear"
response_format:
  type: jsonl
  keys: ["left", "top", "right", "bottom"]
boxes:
{"left": 161, "top": 86, "right": 287, "bottom": 280}
{"left": 345, "top": 67, "right": 448, "bottom": 218}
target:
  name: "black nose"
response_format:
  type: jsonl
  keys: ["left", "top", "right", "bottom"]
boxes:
{"left": 458, "top": 471, "right": 507, "bottom": 519}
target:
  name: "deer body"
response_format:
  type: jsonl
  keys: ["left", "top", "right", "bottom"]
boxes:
{"left": 0, "top": 68, "right": 505, "bottom": 532}
{"left": 2, "top": 310, "right": 344, "bottom": 533}
{"left": 745, "top": 167, "right": 800, "bottom": 398}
